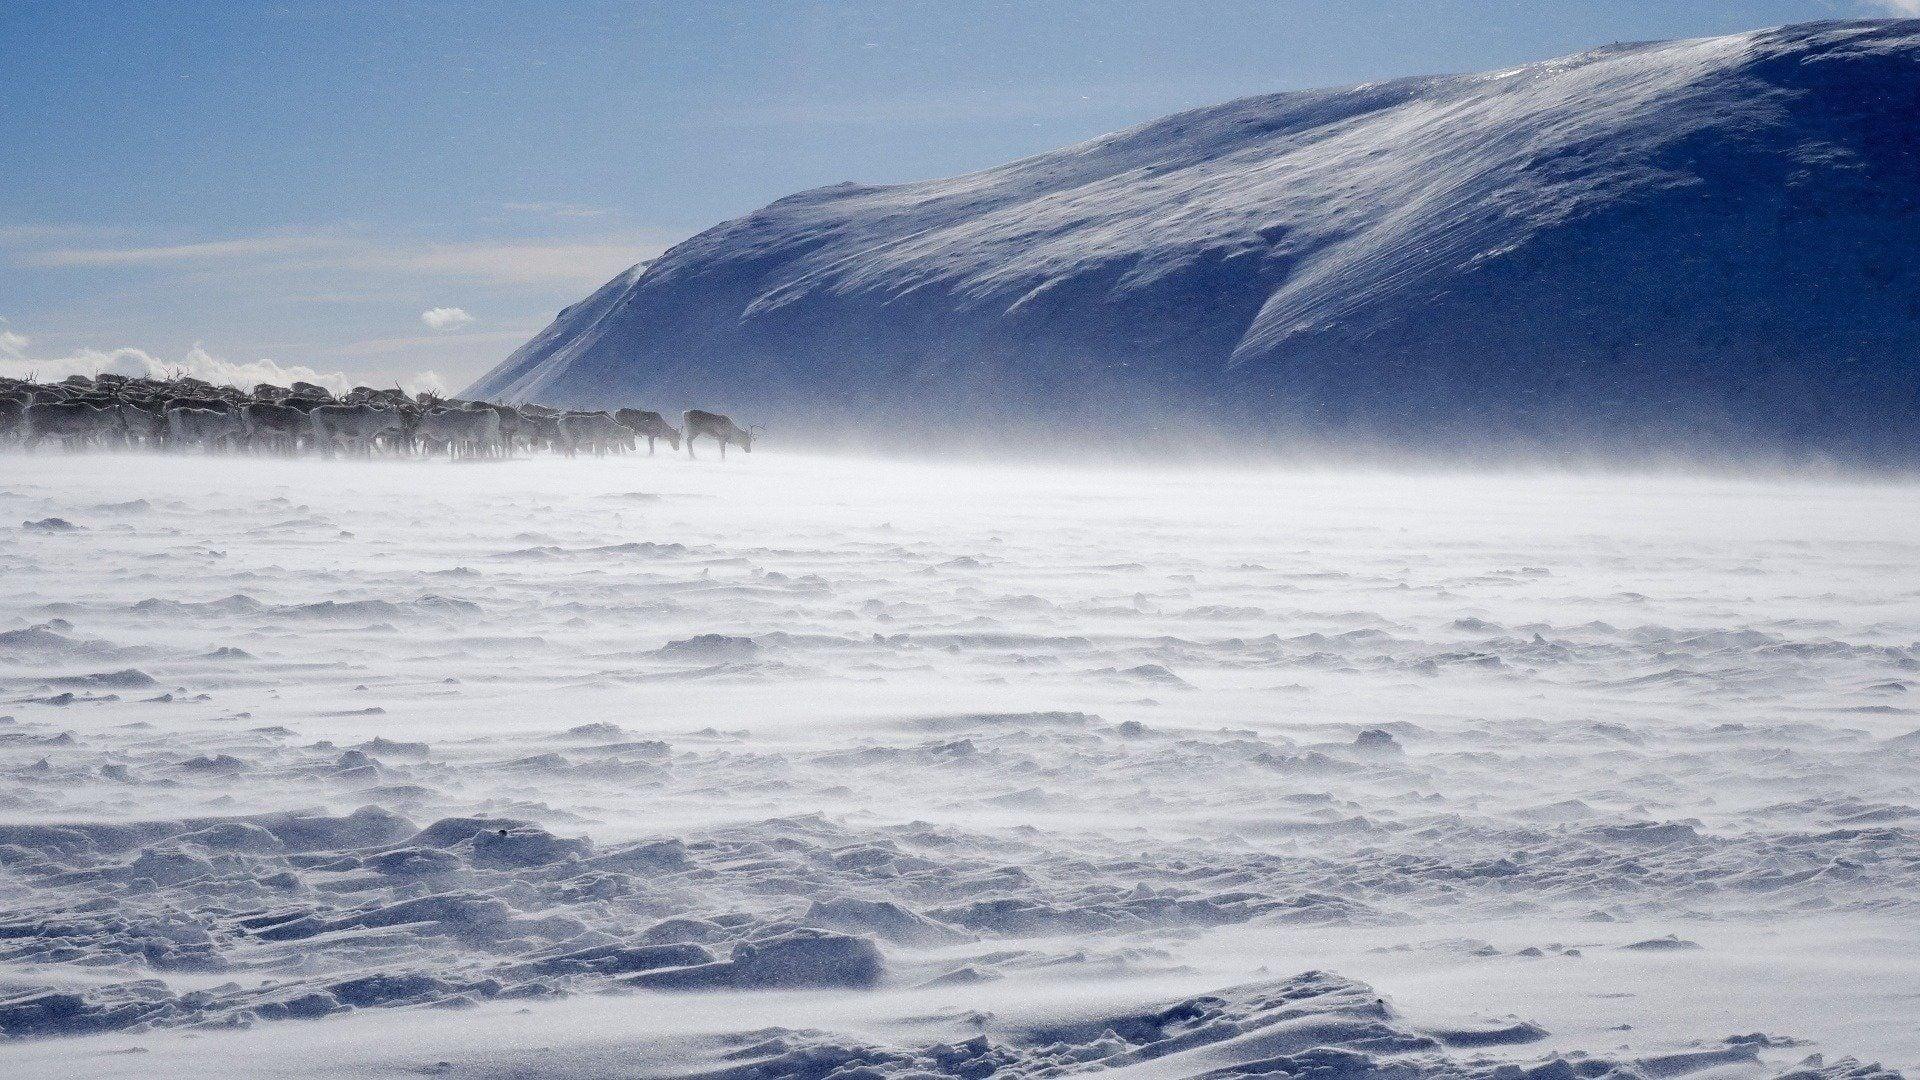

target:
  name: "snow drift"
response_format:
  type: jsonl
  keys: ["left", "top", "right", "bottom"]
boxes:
{"left": 466, "top": 20, "right": 1920, "bottom": 457}
{"left": 3, "top": 454, "right": 1918, "bottom": 1074}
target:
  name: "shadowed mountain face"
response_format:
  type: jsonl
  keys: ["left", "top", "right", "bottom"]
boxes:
{"left": 468, "top": 20, "right": 1920, "bottom": 457}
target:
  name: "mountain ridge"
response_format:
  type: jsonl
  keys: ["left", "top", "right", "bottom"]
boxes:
{"left": 468, "top": 20, "right": 1920, "bottom": 456}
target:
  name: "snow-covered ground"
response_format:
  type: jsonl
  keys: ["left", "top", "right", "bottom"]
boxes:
{"left": 1, "top": 452, "right": 1915, "bottom": 1078}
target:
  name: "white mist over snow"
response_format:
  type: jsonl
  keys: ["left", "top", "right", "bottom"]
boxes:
{"left": 0, "top": 453, "right": 1915, "bottom": 1078}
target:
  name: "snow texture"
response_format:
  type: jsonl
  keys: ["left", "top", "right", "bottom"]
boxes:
{"left": 0, "top": 453, "right": 1915, "bottom": 1079}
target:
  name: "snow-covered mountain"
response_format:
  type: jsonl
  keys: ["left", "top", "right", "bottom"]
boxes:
{"left": 467, "top": 20, "right": 1920, "bottom": 456}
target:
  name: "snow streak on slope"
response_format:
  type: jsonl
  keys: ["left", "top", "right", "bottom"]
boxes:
{"left": 0, "top": 454, "right": 1916, "bottom": 1077}
{"left": 467, "top": 20, "right": 1920, "bottom": 456}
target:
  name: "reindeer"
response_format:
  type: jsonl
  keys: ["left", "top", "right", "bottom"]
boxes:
{"left": 6, "top": 367, "right": 777, "bottom": 464}
{"left": 472, "top": 402, "right": 526, "bottom": 455}
{"left": 24, "top": 401, "right": 118, "bottom": 451}
{"left": 115, "top": 402, "right": 169, "bottom": 450}
{"left": 0, "top": 395, "right": 29, "bottom": 446}
{"left": 558, "top": 410, "right": 631, "bottom": 456}
{"left": 417, "top": 405, "right": 503, "bottom": 459}
{"left": 241, "top": 401, "right": 313, "bottom": 454}
{"left": 162, "top": 395, "right": 237, "bottom": 414}
{"left": 615, "top": 408, "right": 682, "bottom": 454}
{"left": 682, "top": 409, "right": 754, "bottom": 459}
{"left": 167, "top": 406, "right": 247, "bottom": 452}
{"left": 519, "top": 413, "right": 563, "bottom": 454}
{"left": 308, "top": 403, "right": 410, "bottom": 457}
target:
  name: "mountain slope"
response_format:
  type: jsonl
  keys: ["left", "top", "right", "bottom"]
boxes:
{"left": 467, "top": 20, "right": 1920, "bottom": 455}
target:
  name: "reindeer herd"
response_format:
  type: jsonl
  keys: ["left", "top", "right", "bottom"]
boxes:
{"left": 0, "top": 373, "right": 758, "bottom": 459}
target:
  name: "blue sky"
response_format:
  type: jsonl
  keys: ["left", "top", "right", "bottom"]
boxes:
{"left": 0, "top": 0, "right": 1903, "bottom": 391}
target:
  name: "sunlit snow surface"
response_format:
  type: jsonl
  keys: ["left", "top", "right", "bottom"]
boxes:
{"left": 1, "top": 453, "right": 1916, "bottom": 1078}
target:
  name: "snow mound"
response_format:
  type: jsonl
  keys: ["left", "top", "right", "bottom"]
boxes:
{"left": 628, "top": 928, "right": 886, "bottom": 990}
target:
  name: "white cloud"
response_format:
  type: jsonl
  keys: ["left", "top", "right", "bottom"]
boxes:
{"left": 14, "top": 231, "right": 665, "bottom": 288}
{"left": 0, "top": 342, "right": 354, "bottom": 395}
{"left": 401, "top": 370, "right": 449, "bottom": 397}
{"left": 173, "top": 346, "right": 361, "bottom": 395}
{"left": 0, "top": 319, "right": 440, "bottom": 397}
{"left": 25, "top": 234, "right": 333, "bottom": 268}
{"left": 421, "top": 306, "right": 475, "bottom": 330}
{"left": 0, "top": 319, "right": 30, "bottom": 360}
{"left": 1865, "top": 0, "right": 1920, "bottom": 12}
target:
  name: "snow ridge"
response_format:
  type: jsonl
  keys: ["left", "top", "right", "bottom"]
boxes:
{"left": 467, "top": 21, "right": 1920, "bottom": 456}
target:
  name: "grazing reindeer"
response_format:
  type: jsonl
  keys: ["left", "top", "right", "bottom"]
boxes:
{"left": 614, "top": 408, "right": 682, "bottom": 454}
{"left": 683, "top": 410, "right": 753, "bottom": 459}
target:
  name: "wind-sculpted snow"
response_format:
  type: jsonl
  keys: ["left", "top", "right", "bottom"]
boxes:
{"left": 0, "top": 455, "right": 1915, "bottom": 1077}
{"left": 467, "top": 20, "right": 1920, "bottom": 458}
